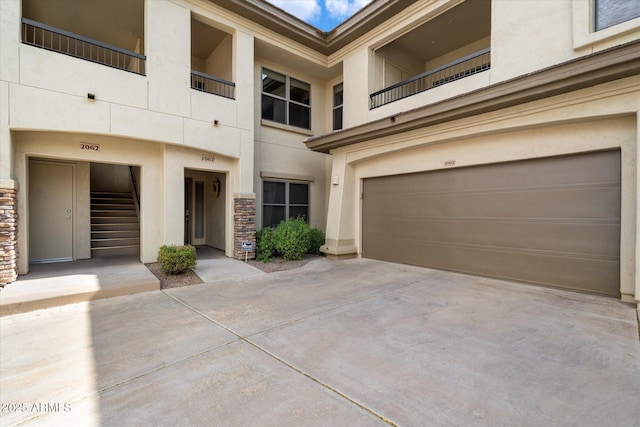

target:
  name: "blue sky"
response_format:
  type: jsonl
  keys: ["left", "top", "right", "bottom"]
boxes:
{"left": 267, "top": 0, "right": 373, "bottom": 31}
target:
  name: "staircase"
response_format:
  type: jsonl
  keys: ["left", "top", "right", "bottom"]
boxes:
{"left": 91, "top": 192, "right": 140, "bottom": 257}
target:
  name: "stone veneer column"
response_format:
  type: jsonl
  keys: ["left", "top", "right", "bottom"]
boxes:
{"left": 0, "top": 187, "right": 17, "bottom": 286}
{"left": 233, "top": 195, "right": 256, "bottom": 260}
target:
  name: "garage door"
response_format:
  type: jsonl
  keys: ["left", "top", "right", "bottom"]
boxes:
{"left": 362, "top": 150, "right": 621, "bottom": 296}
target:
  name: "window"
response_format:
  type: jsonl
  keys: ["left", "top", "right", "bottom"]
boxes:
{"left": 195, "top": 181, "right": 204, "bottom": 239}
{"left": 262, "top": 181, "right": 309, "bottom": 228}
{"left": 262, "top": 68, "right": 311, "bottom": 129}
{"left": 333, "top": 83, "right": 343, "bottom": 131}
{"left": 595, "top": 0, "right": 640, "bottom": 31}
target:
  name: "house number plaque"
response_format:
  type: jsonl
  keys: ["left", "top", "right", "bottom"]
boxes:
{"left": 444, "top": 160, "right": 456, "bottom": 166}
{"left": 201, "top": 155, "right": 215, "bottom": 162}
{"left": 80, "top": 143, "right": 100, "bottom": 152}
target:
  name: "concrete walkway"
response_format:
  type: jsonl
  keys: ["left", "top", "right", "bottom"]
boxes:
{"left": 0, "top": 247, "right": 263, "bottom": 316}
{"left": 1, "top": 258, "right": 639, "bottom": 426}
{"left": 0, "top": 256, "right": 159, "bottom": 316}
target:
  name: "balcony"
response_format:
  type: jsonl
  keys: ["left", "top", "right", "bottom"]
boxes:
{"left": 191, "top": 15, "right": 235, "bottom": 100}
{"left": 191, "top": 71, "right": 235, "bottom": 99}
{"left": 21, "top": 0, "right": 144, "bottom": 75}
{"left": 370, "top": 0, "right": 490, "bottom": 109}
{"left": 21, "top": 18, "right": 146, "bottom": 75}
{"left": 370, "top": 48, "right": 490, "bottom": 109}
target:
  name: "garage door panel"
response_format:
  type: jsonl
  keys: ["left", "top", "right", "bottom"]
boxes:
{"left": 364, "top": 217, "right": 620, "bottom": 257}
{"left": 364, "top": 237, "right": 619, "bottom": 295}
{"left": 362, "top": 151, "right": 621, "bottom": 296}
{"left": 366, "top": 186, "right": 620, "bottom": 220}
{"left": 367, "top": 150, "right": 620, "bottom": 194}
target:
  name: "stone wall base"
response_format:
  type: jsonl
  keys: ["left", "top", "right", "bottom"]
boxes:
{"left": 0, "top": 188, "right": 18, "bottom": 286}
{"left": 233, "top": 197, "right": 256, "bottom": 260}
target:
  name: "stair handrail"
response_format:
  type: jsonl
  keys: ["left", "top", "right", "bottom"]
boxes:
{"left": 129, "top": 166, "right": 140, "bottom": 209}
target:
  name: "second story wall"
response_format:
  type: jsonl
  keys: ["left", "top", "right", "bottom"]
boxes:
{"left": 335, "top": 0, "right": 640, "bottom": 130}
{"left": 1, "top": 0, "right": 255, "bottom": 158}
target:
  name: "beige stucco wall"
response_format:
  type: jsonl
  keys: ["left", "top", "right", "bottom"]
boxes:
{"left": 13, "top": 132, "right": 165, "bottom": 272}
{"left": 334, "top": 0, "right": 640, "bottom": 128}
{"left": 206, "top": 34, "right": 233, "bottom": 82}
{"left": 253, "top": 58, "right": 331, "bottom": 231}
{"left": 0, "top": 0, "right": 264, "bottom": 273}
{"left": 323, "top": 76, "right": 639, "bottom": 300}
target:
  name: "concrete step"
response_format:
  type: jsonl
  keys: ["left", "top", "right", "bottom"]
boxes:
{"left": 91, "top": 203, "right": 135, "bottom": 210}
{"left": 91, "top": 197, "right": 134, "bottom": 203}
{"left": 91, "top": 191, "right": 133, "bottom": 198}
{"left": 91, "top": 216, "right": 139, "bottom": 224}
{"left": 91, "top": 230, "right": 140, "bottom": 239}
{"left": 91, "top": 245, "right": 140, "bottom": 257}
{"left": 91, "top": 210, "right": 136, "bottom": 217}
{"left": 0, "top": 256, "right": 159, "bottom": 316}
{"left": 91, "top": 237, "right": 140, "bottom": 248}
{"left": 91, "top": 222, "right": 139, "bottom": 231}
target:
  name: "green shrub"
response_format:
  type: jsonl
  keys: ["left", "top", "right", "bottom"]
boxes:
{"left": 255, "top": 227, "right": 276, "bottom": 262}
{"left": 274, "top": 217, "right": 310, "bottom": 260}
{"left": 308, "top": 227, "right": 325, "bottom": 255}
{"left": 157, "top": 245, "right": 197, "bottom": 275}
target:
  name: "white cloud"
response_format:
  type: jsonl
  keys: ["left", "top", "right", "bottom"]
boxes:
{"left": 325, "top": 0, "right": 372, "bottom": 19}
{"left": 269, "top": 0, "right": 321, "bottom": 21}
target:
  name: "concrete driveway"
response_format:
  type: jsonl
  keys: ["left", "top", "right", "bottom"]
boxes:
{"left": 1, "top": 258, "right": 639, "bottom": 426}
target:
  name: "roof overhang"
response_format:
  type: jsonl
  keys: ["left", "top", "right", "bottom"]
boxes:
{"left": 209, "top": 0, "right": 417, "bottom": 55}
{"left": 304, "top": 39, "right": 640, "bottom": 154}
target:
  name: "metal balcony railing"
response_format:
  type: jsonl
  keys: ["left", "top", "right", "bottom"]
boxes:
{"left": 21, "top": 18, "right": 146, "bottom": 75}
{"left": 370, "top": 48, "right": 491, "bottom": 109}
{"left": 191, "top": 71, "right": 235, "bottom": 99}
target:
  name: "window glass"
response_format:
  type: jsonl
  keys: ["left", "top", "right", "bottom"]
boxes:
{"left": 290, "top": 78, "right": 310, "bottom": 105}
{"left": 261, "top": 96, "right": 286, "bottom": 124}
{"left": 333, "top": 106, "right": 343, "bottom": 131}
{"left": 263, "top": 206, "right": 285, "bottom": 228}
{"left": 262, "top": 69, "right": 286, "bottom": 97}
{"left": 289, "top": 104, "right": 310, "bottom": 129}
{"left": 263, "top": 181, "right": 286, "bottom": 204}
{"left": 595, "top": 0, "right": 640, "bottom": 31}
{"left": 261, "top": 68, "right": 311, "bottom": 130}
{"left": 333, "top": 83, "right": 344, "bottom": 131}
{"left": 333, "top": 83, "right": 343, "bottom": 107}
{"left": 289, "top": 206, "right": 309, "bottom": 220}
{"left": 262, "top": 181, "right": 310, "bottom": 228}
{"left": 195, "top": 181, "right": 204, "bottom": 239}
{"left": 289, "top": 183, "right": 309, "bottom": 205}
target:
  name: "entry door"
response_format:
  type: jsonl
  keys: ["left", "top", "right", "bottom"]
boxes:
{"left": 29, "top": 161, "right": 74, "bottom": 263}
{"left": 184, "top": 178, "right": 192, "bottom": 245}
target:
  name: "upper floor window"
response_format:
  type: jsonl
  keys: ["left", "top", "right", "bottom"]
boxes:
{"left": 261, "top": 68, "right": 311, "bottom": 130}
{"left": 595, "top": 0, "right": 640, "bottom": 31}
{"left": 333, "top": 83, "right": 343, "bottom": 131}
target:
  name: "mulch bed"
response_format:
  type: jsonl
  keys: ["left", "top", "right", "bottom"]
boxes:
{"left": 145, "top": 263, "right": 203, "bottom": 290}
{"left": 247, "top": 254, "right": 321, "bottom": 273}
